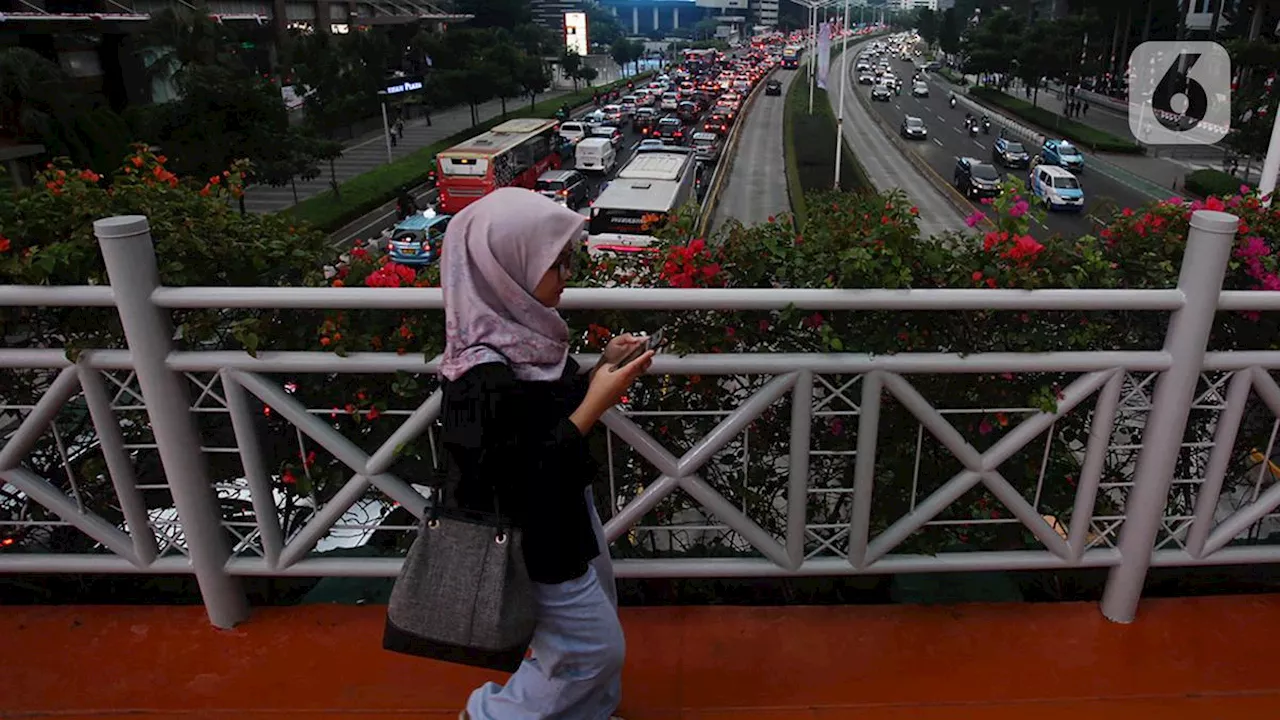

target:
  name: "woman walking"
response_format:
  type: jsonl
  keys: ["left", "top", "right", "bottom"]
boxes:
{"left": 439, "top": 188, "right": 653, "bottom": 720}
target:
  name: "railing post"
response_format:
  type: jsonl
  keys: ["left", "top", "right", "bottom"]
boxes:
{"left": 1100, "top": 209, "right": 1238, "bottom": 623}
{"left": 94, "top": 215, "right": 249, "bottom": 629}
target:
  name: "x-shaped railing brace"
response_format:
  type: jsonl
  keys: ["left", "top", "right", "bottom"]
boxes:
{"left": 225, "top": 370, "right": 437, "bottom": 570}
{"left": 848, "top": 368, "right": 1123, "bottom": 569}
{"left": 600, "top": 371, "right": 809, "bottom": 571}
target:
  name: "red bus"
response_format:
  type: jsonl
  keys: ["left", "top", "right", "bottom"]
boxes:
{"left": 434, "top": 118, "right": 564, "bottom": 214}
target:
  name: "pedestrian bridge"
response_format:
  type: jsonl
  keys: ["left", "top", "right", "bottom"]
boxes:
{"left": 3, "top": 210, "right": 1280, "bottom": 716}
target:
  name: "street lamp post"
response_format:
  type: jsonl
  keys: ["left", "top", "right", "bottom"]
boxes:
{"left": 1260, "top": 106, "right": 1280, "bottom": 208}
{"left": 834, "top": 0, "right": 850, "bottom": 189}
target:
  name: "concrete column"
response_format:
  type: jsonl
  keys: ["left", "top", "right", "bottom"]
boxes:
{"left": 633, "top": 6, "right": 640, "bottom": 34}
{"left": 674, "top": 6, "right": 680, "bottom": 28}
{"left": 653, "top": 6, "right": 660, "bottom": 32}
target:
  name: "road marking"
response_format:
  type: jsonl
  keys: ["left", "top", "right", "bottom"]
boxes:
{"left": 973, "top": 141, "right": 986, "bottom": 150}
{"left": 953, "top": 127, "right": 962, "bottom": 134}
{"left": 933, "top": 138, "right": 944, "bottom": 147}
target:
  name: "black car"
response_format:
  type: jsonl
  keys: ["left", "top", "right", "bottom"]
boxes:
{"left": 991, "top": 135, "right": 1031, "bottom": 168}
{"left": 900, "top": 116, "right": 928, "bottom": 140}
{"left": 953, "top": 157, "right": 1002, "bottom": 199}
{"left": 534, "top": 169, "right": 591, "bottom": 210}
{"left": 633, "top": 107, "right": 658, "bottom": 135}
{"left": 677, "top": 100, "right": 700, "bottom": 122}
{"left": 765, "top": 79, "right": 783, "bottom": 95}
{"left": 656, "top": 116, "right": 686, "bottom": 144}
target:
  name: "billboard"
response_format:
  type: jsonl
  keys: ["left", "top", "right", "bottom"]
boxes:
{"left": 816, "top": 21, "right": 831, "bottom": 90}
{"left": 565, "top": 12, "right": 588, "bottom": 56}
{"left": 696, "top": 0, "right": 748, "bottom": 7}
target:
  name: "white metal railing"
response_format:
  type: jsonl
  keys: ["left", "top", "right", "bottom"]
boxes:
{"left": 2, "top": 210, "right": 1280, "bottom": 630}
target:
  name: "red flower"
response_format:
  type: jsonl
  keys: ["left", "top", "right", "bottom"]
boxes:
{"left": 0, "top": 237, "right": 9, "bottom": 253}
{"left": 367, "top": 407, "right": 381, "bottom": 421}
{"left": 282, "top": 470, "right": 297, "bottom": 485}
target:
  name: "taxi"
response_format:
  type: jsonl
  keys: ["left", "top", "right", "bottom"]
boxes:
{"left": 385, "top": 208, "right": 451, "bottom": 266}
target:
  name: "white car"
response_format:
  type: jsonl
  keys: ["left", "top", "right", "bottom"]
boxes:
{"left": 912, "top": 81, "right": 929, "bottom": 97}
{"left": 558, "top": 121, "right": 588, "bottom": 144}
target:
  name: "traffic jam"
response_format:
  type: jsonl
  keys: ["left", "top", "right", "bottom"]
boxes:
{"left": 349, "top": 40, "right": 792, "bottom": 271}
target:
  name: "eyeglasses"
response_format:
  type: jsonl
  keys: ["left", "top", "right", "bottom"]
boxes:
{"left": 555, "top": 249, "right": 575, "bottom": 280}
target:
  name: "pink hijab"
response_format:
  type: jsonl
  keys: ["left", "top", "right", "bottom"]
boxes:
{"left": 439, "top": 187, "right": 586, "bottom": 382}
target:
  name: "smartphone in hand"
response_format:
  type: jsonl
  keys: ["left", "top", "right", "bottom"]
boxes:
{"left": 613, "top": 329, "right": 666, "bottom": 370}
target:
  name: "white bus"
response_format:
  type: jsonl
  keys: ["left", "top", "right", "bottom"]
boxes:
{"left": 586, "top": 148, "right": 696, "bottom": 256}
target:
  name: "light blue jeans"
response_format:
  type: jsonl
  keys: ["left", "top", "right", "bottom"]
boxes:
{"left": 466, "top": 487, "right": 624, "bottom": 720}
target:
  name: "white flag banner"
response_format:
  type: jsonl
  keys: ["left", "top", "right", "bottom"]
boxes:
{"left": 816, "top": 21, "right": 832, "bottom": 90}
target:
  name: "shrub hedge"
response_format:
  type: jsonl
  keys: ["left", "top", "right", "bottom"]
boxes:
{"left": 936, "top": 67, "right": 968, "bottom": 86}
{"left": 1184, "top": 168, "right": 1255, "bottom": 199}
{"left": 784, "top": 68, "right": 871, "bottom": 226}
{"left": 968, "top": 87, "right": 1145, "bottom": 154}
{"left": 284, "top": 73, "right": 654, "bottom": 233}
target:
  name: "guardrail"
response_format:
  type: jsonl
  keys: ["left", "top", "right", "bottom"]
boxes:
{"left": 4, "top": 210, "right": 1280, "bottom": 631}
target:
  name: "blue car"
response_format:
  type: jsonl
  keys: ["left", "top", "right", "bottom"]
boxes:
{"left": 1040, "top": 139, "right": 1084, "bottom": 173}
{"left": 385, "top": 209, "right": 451, "bottom": 266}
{"left": 1030, "top": 164, "right": 1085, "bottom": 212}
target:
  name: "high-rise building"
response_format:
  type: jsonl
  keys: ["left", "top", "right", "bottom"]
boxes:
{"left": 530, "top": 0, "right": 585, "bottom": 32}
{"left": 751, "top": 0, "right": 778, "bottom": 26}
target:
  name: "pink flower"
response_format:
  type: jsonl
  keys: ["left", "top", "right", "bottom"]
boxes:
{"left": 978, "top": 418, "right": 993, "bottom": 435}
{"left": 965, "top": 211, "right": 986, "bottom": 227}
{"left": 1166, "top": 196, "right": 1184, "bottom": 205}
{"left": 1241, "top": 184, "right": 1252, "bottom": 195}
{"left": 1008, "top": 200, "right": 1030, "bottom": 218}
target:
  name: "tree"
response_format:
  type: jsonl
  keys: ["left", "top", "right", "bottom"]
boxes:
{"left": 561, "top": 49, "right": 585, "bottom": 91}
{"left": 939, "top": 8, "right": 962, "bottom": 54}
{"left": 584, "top": 1, "right": 626, "bottom": 48}
{"left": 517, "top": 54, "right": 553, "bottom": 109}
{"left": 916, "top": 8, "right": 939, "bottom": 46}
{"left": 0, "top": 48, "right": 135, "bottom": 175}
{"left": 961, "top": 9, "right": 1023, "bottom": 76}
{"left": 1014, "top": 21, "right": 1058, "bottom": 103}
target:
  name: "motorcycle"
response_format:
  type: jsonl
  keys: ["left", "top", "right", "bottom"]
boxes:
{"left": 968, "top": 122, "right": 979, "bottom": 138}
{"left": 982, "top": 119, "right": 991, "bottom": 134}
{"left": 949, "top": 96, "right": 957, "bottom": 108}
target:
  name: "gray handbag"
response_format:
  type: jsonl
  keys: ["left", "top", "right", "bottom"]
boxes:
{"left": 382, "top": 347, "right": 536, "bottom": 672}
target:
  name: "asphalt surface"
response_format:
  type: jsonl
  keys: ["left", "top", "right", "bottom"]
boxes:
{"left": 713, "top": 70, "right": 795, "bottom": 230}
{"left": 859, "top": 64, "right": 1159, "bottom": 239}
{"left": 828, "top": 48, "right": 966, "bottom": 237}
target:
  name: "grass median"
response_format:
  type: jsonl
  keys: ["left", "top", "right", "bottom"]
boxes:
{"left": 968, "top": 86, "right": 1144, "bottom": 154}
{"left": 784, "top": 69, "right": 872, "bottom": 227}
{"left": 285, "top": 73, "right": 654, "bottom": 234}
{"left": 1185, "top": 168, "right": 1254, "bottom": 198}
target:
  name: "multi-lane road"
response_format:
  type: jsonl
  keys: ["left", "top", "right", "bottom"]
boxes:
{"left": 713, "top": 69, "right": 795, "bottom": 230}
{"left": 854, "top": 57, "right": 1164, "bottom": 239}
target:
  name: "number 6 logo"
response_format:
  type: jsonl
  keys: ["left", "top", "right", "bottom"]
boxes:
{"left": 1129, "top": 42, "right": 1231, "bottom": 146}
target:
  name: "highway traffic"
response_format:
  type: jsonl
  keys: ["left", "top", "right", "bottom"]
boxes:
{"left": 853, "top": 47, "right": 1158, "bottom": 239}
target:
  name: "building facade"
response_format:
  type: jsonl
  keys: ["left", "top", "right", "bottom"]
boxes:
{"left": 530, "top": 0, "right": 585, "bottom": 32}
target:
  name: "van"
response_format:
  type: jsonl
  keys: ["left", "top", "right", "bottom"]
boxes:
{"left": 575, "top": 136, "right": 617, "bottom": 174}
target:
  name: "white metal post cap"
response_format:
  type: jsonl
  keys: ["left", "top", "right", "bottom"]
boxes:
{"left": 1188, "top": 209, "right": 1239, "bottom": 235}
{"left": 93, "top": 215, "right": 151, "bottom": 239}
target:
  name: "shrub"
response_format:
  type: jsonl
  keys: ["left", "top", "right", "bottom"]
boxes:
{"left": 969, "top": 87, "right": 1144, "bottom": 153}
{"left": 284, "top": 73, "right": 654, "bottom": 233}
{"left": 784, "top": 60, "right": 871, "bottom": 226}
{"left": 937, "top": 67, "right": 968, "bottom": 86}
{"left": 1184, "top": 168, "right": 1255, "bottom": 199}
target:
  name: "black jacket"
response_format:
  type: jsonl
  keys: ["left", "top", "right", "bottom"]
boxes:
{"left": 439, "top": 358, "right": 600, "bottom": 584}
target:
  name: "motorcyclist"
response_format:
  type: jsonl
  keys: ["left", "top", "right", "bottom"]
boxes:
{"left": 981, "top": 114, "right": 991, "bottom": 134}
{"left": 396, "top": 187, "right": 418, "bottom": 220}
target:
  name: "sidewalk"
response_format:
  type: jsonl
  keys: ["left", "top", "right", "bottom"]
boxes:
{"left": 244, "top": 91, "right": 574, "bottom": 214}
{"left": 4, "top": 595, "right": 1280, "bottom": 717}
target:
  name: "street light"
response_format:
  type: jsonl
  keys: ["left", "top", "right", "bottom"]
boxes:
{"left": 834, "top": 0, "right": 850, "bottom": 189}
{"left": 787, "top": 0, "right": 841, "bottom": 114}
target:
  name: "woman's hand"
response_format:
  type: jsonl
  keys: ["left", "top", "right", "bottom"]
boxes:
{"left": 571, "top": 349, "right": 655, "bottom": 434}
{"left": 599, "top": 333, "right": 646, "bottom": 367}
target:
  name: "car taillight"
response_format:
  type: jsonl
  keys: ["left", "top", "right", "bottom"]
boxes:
{"left": 558, "top": 190, "right": 568, "bottom": 196}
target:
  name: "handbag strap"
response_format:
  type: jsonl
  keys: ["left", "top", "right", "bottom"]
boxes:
{"left": 432, "top": 343, "right": 513, "bottom": 537}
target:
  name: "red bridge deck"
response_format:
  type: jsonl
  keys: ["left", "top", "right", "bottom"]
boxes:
{"left": 3, "top": 594, "right": 1280, "bottom": 719}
